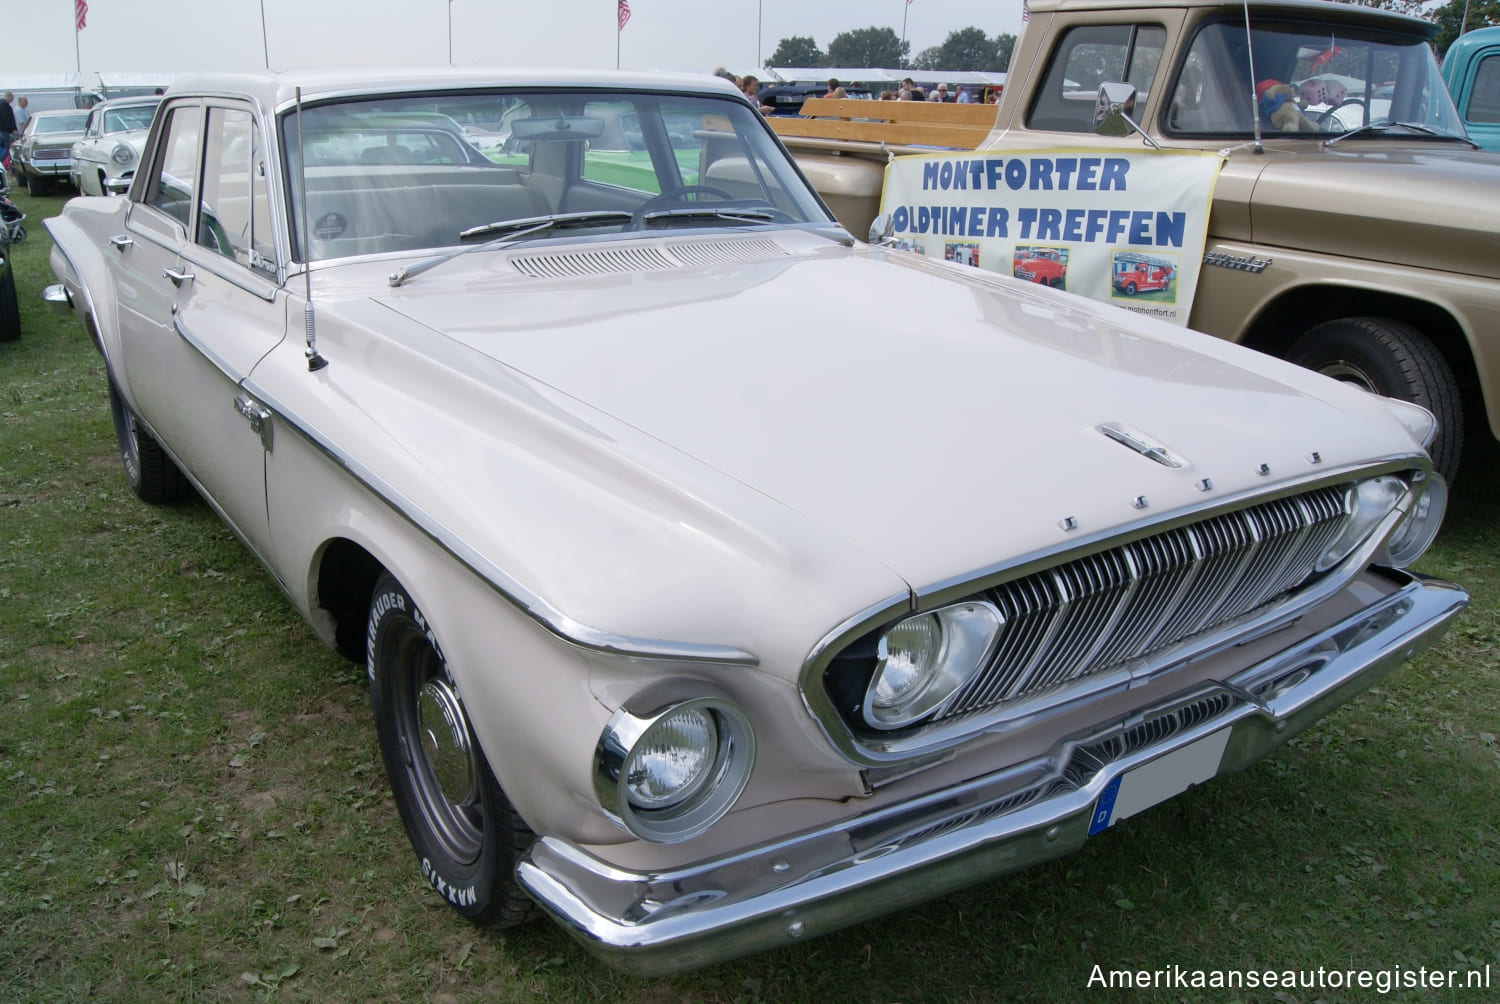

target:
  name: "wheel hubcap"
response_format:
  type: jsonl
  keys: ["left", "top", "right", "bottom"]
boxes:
{"left": 1318, "top": 361, "right": 1379, "bottom": 394}
{"left": 417, "top": 678, "right": 477, "bottom": 808}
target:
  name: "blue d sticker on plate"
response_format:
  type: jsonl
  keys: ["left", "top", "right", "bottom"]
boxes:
{"left": 1088, "top": 727, "right": 1231, "bottom": 837}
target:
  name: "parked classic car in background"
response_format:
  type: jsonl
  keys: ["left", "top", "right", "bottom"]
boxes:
{"left": 68, "top": 95, "right": 161, "bottom": 196}
{"left": 11, "top": 108, "right": 90, "bottom": 195}
{"left": 44, "top": 67, "right": 1467, "bottom": 974}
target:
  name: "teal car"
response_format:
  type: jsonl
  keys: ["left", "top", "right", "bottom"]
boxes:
{"left": 1442, "top": 26, "right": 1500, "bottom": 151}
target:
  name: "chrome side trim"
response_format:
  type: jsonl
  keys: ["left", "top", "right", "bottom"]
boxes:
{"left": 517, "top": 572, "right": 1466, "bottom": 976}
{"left": 241, "top": 378, "right": 759, "bottom": 667}
{"left": 173, "top": 314, "right": 244, "bottom": 384}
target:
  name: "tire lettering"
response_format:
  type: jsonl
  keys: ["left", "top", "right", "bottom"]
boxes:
{"left": 418, "top": 858, "right": 476, "bottom": 907}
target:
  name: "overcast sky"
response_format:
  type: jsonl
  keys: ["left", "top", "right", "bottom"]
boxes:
{"left": 8, "top": 0, "right": 1027, "bottom": 86}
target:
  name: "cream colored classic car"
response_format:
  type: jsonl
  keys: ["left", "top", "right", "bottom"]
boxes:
{"left": 43, "top": 68, "right": 1467, "bottom": 975}
{"left": 68, "top": 96, "right": 161, "bottom": 196}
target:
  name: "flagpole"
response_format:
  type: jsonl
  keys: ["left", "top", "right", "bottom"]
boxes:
{"left": 757, "top": 0, "right": 762, "bottom": 70}
{"left": 74, "top": 5, "right": 82, "bottom": 77}
{"left": 448, "top": 0, "right": 454, "bottom": 66}
{"left": 901, "top": 0, "right": 910, "bottom": 69}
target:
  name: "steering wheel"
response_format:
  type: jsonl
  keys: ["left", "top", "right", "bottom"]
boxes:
{"left": 628, "top": 185, "right": 736, "bottom": 229}
{"left": 1316, "top": 98, "right": 1368, "bottom": 132}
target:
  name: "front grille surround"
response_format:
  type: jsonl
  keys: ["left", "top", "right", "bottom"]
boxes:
{"left": 805, "top": 469, "right": 1421, "bottom": 766}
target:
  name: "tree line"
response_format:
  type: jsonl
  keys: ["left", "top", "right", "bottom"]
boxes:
{"left": 766, "top": 26, "right": 1015, "bottom": 73}
{"left": 763, "top": 0, "right": 1498, "bottom": 73}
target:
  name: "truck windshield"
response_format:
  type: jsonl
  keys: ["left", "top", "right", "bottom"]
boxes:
{"left": 1164, "top": 19, "right": 1467, "bottom": 140}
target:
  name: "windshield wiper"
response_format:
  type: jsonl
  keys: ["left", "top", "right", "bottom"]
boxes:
{"left": 388, "top": 211, "right": 633, "bottom": 286}
{"left": 459, "top": 210, "right": 633, "bottom": 242}
{"left": 1325, "top": 121, "right": 1479, "bottom": 149}
{"left": 639, "top": 207, "right": 776, "bottom": 226}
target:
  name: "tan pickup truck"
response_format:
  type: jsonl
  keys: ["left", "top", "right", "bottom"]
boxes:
{"left": 769, "top": 0, "right": 1500, "bottom": 480}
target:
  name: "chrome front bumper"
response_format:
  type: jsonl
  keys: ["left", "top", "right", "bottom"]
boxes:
{"left": 517, "top": 571, "right": 1466, "bottom": 976}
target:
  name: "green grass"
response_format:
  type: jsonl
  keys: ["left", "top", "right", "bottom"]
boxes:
{"left": 2, "top": 184, "right": 1497, "bottom": 1002}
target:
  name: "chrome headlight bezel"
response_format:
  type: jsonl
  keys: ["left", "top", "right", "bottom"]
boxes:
{"left": 1379, "top": 471, "right": 1448, "bottom": 568}
{"left": 110, "top": 143, "right": 135, "bottom": 166}
{"left": 1315, "top": 476, "right": 1407, "bottom": 572}
{"left": 862, "top": 600, "right": 1005, "bottom": 731}
{"left": 594, "top": 686, "right": 756, "bottom": 844}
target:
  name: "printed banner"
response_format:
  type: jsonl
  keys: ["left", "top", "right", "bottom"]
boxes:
{"left": 879, "top": 149, "right": 1224, "bottom": 325}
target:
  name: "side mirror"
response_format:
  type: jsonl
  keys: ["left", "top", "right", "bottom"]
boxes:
{"left": 868, "top": 212, "right": 896, "bottom": 245}
{"left": 1093, "top": 81, "right": 1161, "bottom": 149}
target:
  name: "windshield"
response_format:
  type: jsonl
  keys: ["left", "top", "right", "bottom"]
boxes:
{"left": 36, "top": 113, "right": 88, "bottom": 134}
{"left": 281, "top": 89, "right": 830, "bottom": 263}
{"left": 1164, "top": 18, "right": 1466, "bottom": 139}
{"left": 104, "top": 104, "right": 159, "bottom": 133}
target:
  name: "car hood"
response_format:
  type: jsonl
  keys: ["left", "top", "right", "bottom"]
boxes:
{"left": 368, "top": 238, "right": 1424, "bottom": 593}
{"left": 1227, "top": 143, "right": 1500, "bottom": 280}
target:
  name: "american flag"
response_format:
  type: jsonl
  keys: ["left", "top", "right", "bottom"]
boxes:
{"left": 618, "top": 0, "right": 631, "bottom": 30}
{"left": 75, "top": 0, "right": 88, "bottom": 31}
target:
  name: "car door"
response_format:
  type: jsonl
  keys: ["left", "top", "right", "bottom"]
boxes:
{"left": 114, "top": 98, "right": 287, "bottom": 563}
{"left": 73, "top": 106, "right": 103, "bottom": 192}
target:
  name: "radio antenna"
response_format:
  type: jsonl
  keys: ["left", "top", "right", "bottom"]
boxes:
{"left": 295, "top": 86, "right": 328, "bottom": 371}
{"left": 1243, "top": 0, "right": 1264, "bottom": 155}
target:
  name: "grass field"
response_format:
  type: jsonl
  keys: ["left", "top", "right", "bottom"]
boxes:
{"left": 2, "top": 183, "right": 1497, "bottom": 1003}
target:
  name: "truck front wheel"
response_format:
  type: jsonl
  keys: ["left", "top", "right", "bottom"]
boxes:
{"left": 1287, "top": 317, "right": 1462, "bottom": 481}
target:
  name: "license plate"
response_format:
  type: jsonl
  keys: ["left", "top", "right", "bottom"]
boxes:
{"left": 1088, "top": 727, "right": 1231, "bottom": 836}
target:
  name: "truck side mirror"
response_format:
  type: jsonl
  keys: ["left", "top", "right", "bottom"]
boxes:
{"left": 868, "top": 212, "right": 896, "bottom": 245}
{"left": 1093, "top": 81, "right": 1161, "bottom": 149}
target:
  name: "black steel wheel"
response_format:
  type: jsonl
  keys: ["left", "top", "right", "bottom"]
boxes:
{"left": 1287, "top": 317, "right": 1463, "bottom": 481}
{"left": 107, "top": 380, "right": 189, "bottom": 502}
{"left": 367, "top": 573, "right": 536, "bottom": 926}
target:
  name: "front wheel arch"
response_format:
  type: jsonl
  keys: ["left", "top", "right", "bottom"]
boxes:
{"left": 1237, "top": 286, "right": 1481, "bottom": 441}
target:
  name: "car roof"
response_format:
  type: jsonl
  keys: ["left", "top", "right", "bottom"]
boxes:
{"left": 167, "top": 68, "right": 745, "bottom": 116}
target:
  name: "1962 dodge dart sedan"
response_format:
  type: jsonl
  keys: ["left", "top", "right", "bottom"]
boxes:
{"left": 44, "top": 68, "right": 1467, "bottom": 974}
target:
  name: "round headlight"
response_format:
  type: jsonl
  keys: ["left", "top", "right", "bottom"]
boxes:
{"left": 1382, "top": 473, "right": 1447, "bottom": 568}
{"left": 864, "top": 601, "right": 1004, "bottom": 730}
{"left": 623, "top": 706, "right": 718, "bottom": 809}
{"left": 1315, "top": 477, "right": 1406, "bottom": 572}
{"left": 111, "top": 144, "right": 135, "bottom": 166}
{"left": 595, "top": 694, "right": 756, "bottom": 844}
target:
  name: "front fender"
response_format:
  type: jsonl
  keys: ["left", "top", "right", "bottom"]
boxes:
{"left": 44, "top": 205, "right": 130, "bottom": 378}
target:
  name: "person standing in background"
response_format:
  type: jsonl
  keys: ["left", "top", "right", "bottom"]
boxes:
{"left": 0, "top": 93, "right": 18, "bottom": 179}
{"left": 14, "top": 97, "right": 30, "bottom": 130}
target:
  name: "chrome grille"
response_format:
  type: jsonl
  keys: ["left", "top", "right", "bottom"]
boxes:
{"left": 936, "top": 486, "right": 1348, "bottom": 722}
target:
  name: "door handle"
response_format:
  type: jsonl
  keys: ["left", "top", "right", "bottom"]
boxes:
{"left": 162, "top": 266, "right": 195, "bottom": 287}
{"left": 108, "top": 235, "right": 133, "bottom": 251}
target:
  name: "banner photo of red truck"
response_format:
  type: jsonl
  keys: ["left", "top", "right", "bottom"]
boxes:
{"left": 879, "top": 149, "right": 1223, "bottom": 326}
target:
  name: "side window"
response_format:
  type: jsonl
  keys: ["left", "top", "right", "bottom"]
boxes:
{"left": 148, "top": 106, "right": 202, "bottom": 230}
{"left": 1027, "top": 24, "right": 1166, "bottom": 133}
{"left": 199, "top": 106, "right": 274, "bottom": 272}
{"left": 1469, "top": 54, "right": 1500, "bottom": 125}
{"left": 581, "top": 101, "right": 661, "bottom": 194}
